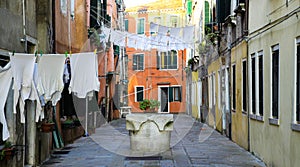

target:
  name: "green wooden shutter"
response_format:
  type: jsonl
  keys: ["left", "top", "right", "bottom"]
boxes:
{"left": 186, "top": 0, "right": 192, "bottom": 16}
{"left": 169, "top": 87, "right": 173, "bottom": 102}
{"left": 156, "top": 51, "right": 160, "bottom": 70}
{"left": 204, "top": 1, "right": 210, "bottom": 24}
{"left": 178, "top": 86, "right": 182, "bottom": 102}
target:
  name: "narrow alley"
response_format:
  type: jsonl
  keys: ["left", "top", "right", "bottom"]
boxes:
{"left": 41, "top": 115, "right": 265, "bottom": 167}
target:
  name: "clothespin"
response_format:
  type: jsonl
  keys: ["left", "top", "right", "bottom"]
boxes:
{"left": 65, "top": 51, "right": 68, "bottom": 58}
{"left": 12, "top": 50, "right": 15, "bottom": 56}
{"left": 40, "top": 50, "right": 43, "bottom": 57}
{"left": 35, "top": 51, "right": 38, "bottom": 57}
{"left": 94, "top": 49, "right": 97, "bottom": 54}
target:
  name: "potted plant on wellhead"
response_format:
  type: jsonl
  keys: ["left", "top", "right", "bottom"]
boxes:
{"left": 139, "top": 99, "right": 160, "bottom": 112}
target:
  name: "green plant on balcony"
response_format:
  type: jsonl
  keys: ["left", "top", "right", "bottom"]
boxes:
{"left": 0, "top": 141, "right": 16, "bottom": 161}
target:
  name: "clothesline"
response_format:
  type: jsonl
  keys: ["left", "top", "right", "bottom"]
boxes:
{"left": 96, "top": 22, "right": 195, "bottom": 52}
{"left": 0, "top": 52, "right": 99, "bottom": 141}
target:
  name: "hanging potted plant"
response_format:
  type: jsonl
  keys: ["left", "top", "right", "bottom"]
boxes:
{"left": 139, "top": 99, "right": 160, "bottom": 112}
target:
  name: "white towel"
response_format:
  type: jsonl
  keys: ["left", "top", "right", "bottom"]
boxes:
{"left": 127, "top": 34, "right": 138, "bottom": 49}
{"left": 36, "top": 54, "right": 66, "bottom": 106}
{"left": 183, "top": 26, "right": 194, "bottom": 43}
{"left": 69, "top": 52, "right": 100, "bottom": 98}
{"left": 10, "top": 53, "right": 36, "bottom": 123}
{"left": 0, "top": 63, "right": 12, "bottom": 140}
{"left": 150, "top": 22, "right": 158, "bottom": 33}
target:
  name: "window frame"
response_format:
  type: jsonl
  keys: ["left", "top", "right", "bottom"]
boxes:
{"left": 271, "top": 44, "right": 280, "bottom": 120}
{"left": 137, "top": 18, "right": 145, "bottom": 35}
{"left": 294, "top": 37, "right": 300, "bottom": 124}
{"left": 135, "top": 86, "right": 144, "bottom": 102}
{"left": 258, "top": 51, "right": 264, "bottom": 117}
{"left": 250, "top": 53, "right": 256, "bottom": 116}
{"left": 132, "top": 53, "right": 144, "bottom": 71}
{"left": 170, "top": 15, "right": 178, "bottom": 27}
{"left": 157, "top": 51, "right": 178, "bottom": 70}
{"left": 242, "top": 59, "right": 247, "bottom": 113}
{"left": 232, "top": 63, "right": 236, "bottom": 111}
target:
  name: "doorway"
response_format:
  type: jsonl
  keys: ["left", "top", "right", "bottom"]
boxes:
{"left": 159, "top": 87, "right": 169, "bottom": 113}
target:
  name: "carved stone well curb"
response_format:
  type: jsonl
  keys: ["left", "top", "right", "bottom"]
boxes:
{"left": 126, "top": 113, "right": 173, "bottom": 153}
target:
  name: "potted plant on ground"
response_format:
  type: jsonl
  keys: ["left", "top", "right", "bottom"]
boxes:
{"left": 0, "top": 141, "right": 16, "bottom": 161}
{"left": 40, "top": 120, "right": 55, "bottom": 133}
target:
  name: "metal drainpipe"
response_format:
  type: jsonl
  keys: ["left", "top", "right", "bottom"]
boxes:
{"left": 22, "top": 0, "right": 27, "bottom": 53}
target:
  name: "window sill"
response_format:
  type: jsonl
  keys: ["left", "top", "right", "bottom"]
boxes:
{"left": 291, "top": 123, "right": 300, "bottom": 132}
{"left": 231, "top": 109, "right": 236, "bottom": 113}
{"left": 249, "top": 114, "right": 256, "bottom": 120}
{"left": 256, "top": 115, "right": 264, "bottom": 122}
{"left": 249, "top": 114, "right": 264, "bottom": 122}
{"left": 269, "top": 118, "right": 279, "bottom": 126}
{"left": 242, "top": 111, "right": 247, "bottom": 115}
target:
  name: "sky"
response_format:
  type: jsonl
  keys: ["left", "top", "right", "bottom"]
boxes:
{"left": 124, "top": 0, "right": 157, "bottom": 8}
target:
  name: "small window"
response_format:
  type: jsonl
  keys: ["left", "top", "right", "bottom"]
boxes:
{"left": 136, "top": 86, "right": 144, "bottom": 102}
{"left": 170, "top": 16, "right": 178, "bottom": 27}
{"left": 137, "top": 18, "right": 145, "bottom": 34}
{"left": 154, "top": 17, "right": 161, "bottom": 24}
{"left": 232, "top": 64, "right": 236, "bottom": 110}
{"left": 157, "top": 51, "right": 178, "bottom": 70}
{"left": 133, "top": 54, "right": 144, "bottom": 70}
{"left": 272, "top": 45, "right": 279, "bottom": 119}
{"left": 169, "top": 86, "right": 182, "bottom": 102}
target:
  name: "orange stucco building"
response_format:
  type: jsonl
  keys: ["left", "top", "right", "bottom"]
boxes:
{"left": 125, "top": 0, "right": 188, "bottom": 113}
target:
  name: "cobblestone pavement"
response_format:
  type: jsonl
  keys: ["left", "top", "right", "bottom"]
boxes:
{"left": 41, "top": 115, "right": 266, "bottom": 167}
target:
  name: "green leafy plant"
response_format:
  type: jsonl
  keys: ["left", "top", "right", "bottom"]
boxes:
{"left": 149, "top": 99, "right": 160, "bottom": 109}
{"left": 139, "top": 99, "right": 150, "bottom": 110}
{"left": 139, "top": 99, "right": 160, "bottom": 111}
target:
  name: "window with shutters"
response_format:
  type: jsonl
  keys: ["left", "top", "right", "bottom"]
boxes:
{"left": 133, "top": 54, "right": 144, "bottom": 71}
{"left": 135, "top": 86, "right": 144, "bottom": 102}
{"left": 271, "top": 44, "right": 279, "bottom": 119}
{"left": 137, "top": 18, "right": 145, "bottom": 34}
{"left": 169, "top": 86, "right": 181, "bottom": 102}
{"left": 157, "top": 51, "right": 177, "bottom": 70}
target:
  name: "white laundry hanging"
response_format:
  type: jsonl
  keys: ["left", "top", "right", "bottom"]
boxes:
{"left": 68, "top": 52, "right": 100, "bottom": 98}
{"left": 0, "top": 63, "right": 12, "bottom": 140}
{"left": 36, "top": 54, "right": 66, "bottom": 106}
{"left": 10, "top": 53, "right": 41, "bottom": 123}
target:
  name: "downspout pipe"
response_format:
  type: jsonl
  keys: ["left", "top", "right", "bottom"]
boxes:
{"left": 22, "top": 0, "right": 27, "bottom": 53}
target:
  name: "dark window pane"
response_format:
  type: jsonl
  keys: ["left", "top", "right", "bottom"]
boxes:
{"left": 272, "top": 48, "right": 279, "bottom": 118}
{"left": 232, "top": 65, "right": 236, "bottom": 110}
{"left": 125, "top": 20, "right": 129, "bottom": 31}
{"left": 251, "top": 57, "right": 256, "bottom": 114}
{"left": 243, "top": 61, "right": 247, "bottom": 111}
{"left": 259, "top": 55, "right": 264, "bottom": 116}
{"left": 136, "top": 87, "right": 144, "bottom": 102}
{"left": 297, "top": 44, "right": 300, "bottom": 122}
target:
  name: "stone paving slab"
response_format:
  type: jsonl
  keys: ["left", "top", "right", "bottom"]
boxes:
{"left": 41, "top": 114, "right": 266, "bottom": 167}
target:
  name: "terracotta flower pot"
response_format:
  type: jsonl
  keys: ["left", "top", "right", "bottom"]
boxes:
{"left": 41, "top": 123, "right": 55, "bottom": 133}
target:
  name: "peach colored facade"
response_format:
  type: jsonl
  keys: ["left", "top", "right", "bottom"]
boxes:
{"left": 125, "top": 0, "right": 187, "bottom": 113}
